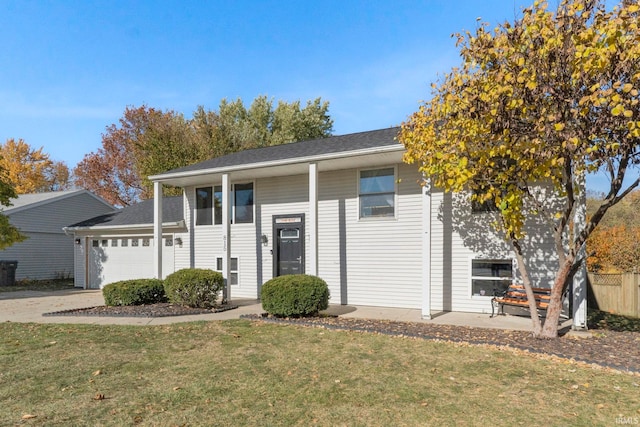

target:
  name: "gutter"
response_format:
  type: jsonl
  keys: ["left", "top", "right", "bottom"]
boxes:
{"left": 63, "top": 219, "right": 186, "bottom": 234}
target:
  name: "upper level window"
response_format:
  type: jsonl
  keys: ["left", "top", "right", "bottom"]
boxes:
{"left": 471, "top": 188, "right": 500, "bottom": 213}
{"left": 359, "top": 168, "right": 395, "bottom": 218}
{"left": 197, "top": 183, "right": 254, "bottom": 225}
{"left": 214, "top": 185, "right": 222, "bottom": 225}
{"left": 471, "top": 259, "right": 513, "bottom": 296}
{"left": 234, "top": 183, "right": 254, "bottom": 224}
{"left": 196, "top": 187, "right": 213, "bottom": 226}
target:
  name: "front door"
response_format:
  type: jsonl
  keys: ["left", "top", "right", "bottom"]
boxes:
{"left": 273, "top": 214, "right": 305, "bottom": 277}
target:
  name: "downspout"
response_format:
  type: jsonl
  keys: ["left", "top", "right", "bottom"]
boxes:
{"left": 422, "top": 179, "right": 432, "bottom": 319}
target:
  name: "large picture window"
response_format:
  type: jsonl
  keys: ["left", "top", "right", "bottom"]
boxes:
{"left": 234, "top": 183, "right": 253, "bottom": 224}
{"left": 196, "top": 187, "right": 213, "bottom": 226}
{"left": 359, "top": 168, "right": 395, "bottom": 218}
{"left": 471, "top": 259, "right": 513, "bottom": 296}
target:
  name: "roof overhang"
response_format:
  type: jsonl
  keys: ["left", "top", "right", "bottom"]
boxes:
{"left": 63, "top": 220, "right": 186, "bottom": 235}
{"left": 149, "top": 145, "right": 405, "bottom": 187}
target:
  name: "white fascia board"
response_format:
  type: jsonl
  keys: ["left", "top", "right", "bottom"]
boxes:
{"left": 149, "top": 145, "right": 404, "bottom": 183}
{"left": 63, "top": 220, "right": 185, "bottom": 234}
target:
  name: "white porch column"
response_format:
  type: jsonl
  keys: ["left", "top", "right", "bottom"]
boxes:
{"left": 153, "top": 181, "right": 163, "bottom": 279}
{"left": 572, "top": 173, "right": 588, "bottom": 330}
{"left": 421, "top": 180, "right": 432, "bottom": 319}
{"left": 308, "top": 163, "right": 318, "bottom": 276}
{"left": 222, "top": 173, "right": 231, "bottom": 302}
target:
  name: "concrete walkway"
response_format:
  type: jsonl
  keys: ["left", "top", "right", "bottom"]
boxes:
{"left": 0, "top": 288, "right": 538, "bottom": 331}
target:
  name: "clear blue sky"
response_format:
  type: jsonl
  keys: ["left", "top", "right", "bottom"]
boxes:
{"left": 0, "top": 0, "right": 615, "bottom": 191}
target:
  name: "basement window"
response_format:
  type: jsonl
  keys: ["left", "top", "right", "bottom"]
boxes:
{"left": 471, "top": 259, "right": 513, "bottom": 296}
{"left": 216, "top": 257, "right": 239, "bottom": 285}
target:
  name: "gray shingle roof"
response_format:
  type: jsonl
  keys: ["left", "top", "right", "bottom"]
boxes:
{"left": 68, "top": 196, "right": 183, "bottom": 228}
{"left": 157, "top": 127, "right": 400, "bottom": 176}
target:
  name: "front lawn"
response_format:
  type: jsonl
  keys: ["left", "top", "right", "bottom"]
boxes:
{"left": 1, "top": 320, "right": 638, "bottom": 426}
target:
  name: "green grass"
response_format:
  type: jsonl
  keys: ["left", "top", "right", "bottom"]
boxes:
{"left": 0, "top": 279, "right": 74, "bottom": 293}
{"left": 1, "top": 321, "right": 638, "bottom": 426}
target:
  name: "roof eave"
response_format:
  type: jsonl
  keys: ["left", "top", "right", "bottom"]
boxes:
{"left": 63, "top": 220, "right": 186, "bottom": 234}
{"left": 149, "top": 144, "right": 405, "bottom": 184}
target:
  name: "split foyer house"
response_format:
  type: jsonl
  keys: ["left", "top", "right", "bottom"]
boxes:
{"left": 66, "top": 128, "right": 586, "bottom": 325}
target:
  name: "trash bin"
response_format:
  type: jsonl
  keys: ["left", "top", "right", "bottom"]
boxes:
{"left": 0, "top": 261, "right": 18, "bottom": 286}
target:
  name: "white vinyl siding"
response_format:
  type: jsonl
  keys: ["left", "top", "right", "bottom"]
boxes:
{"left": 316, "top": 164, "right": 423, "bottom": 308}
{"left": 429, "top": 187, "right": 559, "bottom": 314}
{"left": 258, "top": 174, "right": 309, "bottom": 287}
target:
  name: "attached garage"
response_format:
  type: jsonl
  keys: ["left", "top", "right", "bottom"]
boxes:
{"left": 85, "top": 235, "right": 176, "bottom": 289}
{"left": 65, "top": 197, "right": 186, "bottom": 289}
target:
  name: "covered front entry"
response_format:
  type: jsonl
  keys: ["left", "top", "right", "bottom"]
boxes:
{"left": 273, "top": 214, "right": 305, "bottom": 277}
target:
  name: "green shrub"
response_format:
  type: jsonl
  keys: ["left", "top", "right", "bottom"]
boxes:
{"left": 587, "top": 309, "right": 640, "bottom": 332}
{"left": 164, "top": 268, "right": 224, "bottom": 308}
{"left": 103, "top": 279, "right": 166, "bottom": 306}
{"left": 261, "top": 274, "right": 330, "bottom": 317}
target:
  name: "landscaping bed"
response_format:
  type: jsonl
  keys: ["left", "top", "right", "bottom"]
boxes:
{"left": 43, "top": 303, "right": 238, "bottom": 318}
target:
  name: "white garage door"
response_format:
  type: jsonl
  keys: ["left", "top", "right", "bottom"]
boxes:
{"left": 88, "top": 236, "right": 175, "bottom": 289}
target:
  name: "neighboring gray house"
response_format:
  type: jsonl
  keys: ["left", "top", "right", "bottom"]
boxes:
{"left": 1, "top": 190, "right": 113, "bottom": 281}
{"left": 66, "top": 128, "right": 585, "bottom": 324}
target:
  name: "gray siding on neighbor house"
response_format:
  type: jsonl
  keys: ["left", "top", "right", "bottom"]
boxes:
{"left": 2, "top": 192, "right": 113, "bottom": 280}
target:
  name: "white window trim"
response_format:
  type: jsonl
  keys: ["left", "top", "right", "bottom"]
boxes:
{"left": 193, "top": 182, "right": 256, "bottom": 227}
{"left": 357, "top": 165, "right": 398, "bottom": 221}
{"left": 231, "top": 181, "right": 255, "bottom": 225}
{"left": 469, "top": 257, "right": 516, "bottom": 298}
{"left": 195, "top": 186, "right": 214, "bottom": 227}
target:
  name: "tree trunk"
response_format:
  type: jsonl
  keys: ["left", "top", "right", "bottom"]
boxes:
{"left": 511, "top": 239, "right": 542, "bottom": 336}
{"left": 539, "top": 258, "right": 573, "bottom": 338}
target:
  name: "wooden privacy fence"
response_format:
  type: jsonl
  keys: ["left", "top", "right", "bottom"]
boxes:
{"left": 588, "top": 273, "right": 640, "bottom": 318}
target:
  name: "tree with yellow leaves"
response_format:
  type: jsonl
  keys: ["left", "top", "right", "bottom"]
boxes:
{"left": 0, "top": 138, "right": 70, "bottom": 194}
{"left": 0, "top": 163, "right": 26, "bottom": 249}
{"left": 400, "top": 0, "right": 640, "bottom": 338}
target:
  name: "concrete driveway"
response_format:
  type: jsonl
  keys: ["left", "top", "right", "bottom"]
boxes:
{"left": 0, "top": 288, "right": 537, "bottom": 331}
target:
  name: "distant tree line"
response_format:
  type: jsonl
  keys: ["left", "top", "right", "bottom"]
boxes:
{"left": 74, "top": 96, "right": 333, "bottom": 206}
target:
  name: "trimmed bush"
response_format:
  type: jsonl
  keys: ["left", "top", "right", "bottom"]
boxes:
{"left": 261, "top": 274, "right": 330, "bottom": 317}
{"left": 164, "top": 268, "right": 224, "bottom": 308}
{"left": 103, "top": 279, "right": 167, "bottom": 306}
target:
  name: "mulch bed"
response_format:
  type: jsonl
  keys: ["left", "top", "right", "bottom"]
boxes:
{"left": 42, "top": 303, "right": 640, "bottom": 374}
{"left": 43, "top": 303, "right": 238, "bottom": 318}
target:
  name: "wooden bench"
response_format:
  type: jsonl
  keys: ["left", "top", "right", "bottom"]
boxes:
{"left": 491, "top": 283, "right": 552, "bottom": 318}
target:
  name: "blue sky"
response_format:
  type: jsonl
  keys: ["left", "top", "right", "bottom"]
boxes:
{"left": 0, "top": 0, "right": 617, "bottom": 191}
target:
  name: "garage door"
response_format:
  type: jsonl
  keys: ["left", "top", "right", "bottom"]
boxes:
{"left": 88, "top": 236, "right": 175, "bottom": 289}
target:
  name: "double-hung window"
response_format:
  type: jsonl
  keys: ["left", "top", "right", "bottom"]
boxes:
{"left": 359, "top": 168, "right": 395, "bottom": 218}
{"left": 196, "top": 183, "right": 253, "bottom": 225}
{"left": 196, "top": 187, "right": 213, "bottom": 225}
{"left": 471, "top": 259, "right": 513, "bottom": 296}
{"left": 234, "top": 183, "right": 253, "bottom": 223}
